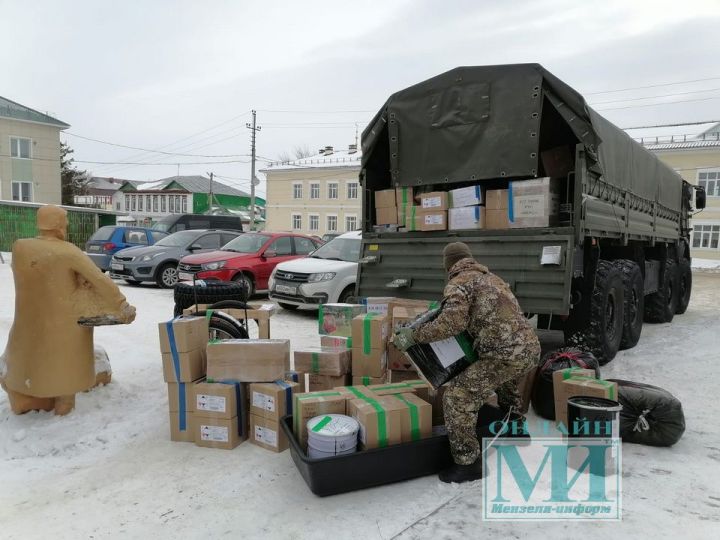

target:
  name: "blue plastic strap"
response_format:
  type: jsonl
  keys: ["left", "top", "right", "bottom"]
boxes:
{"left": 508, "top": 182, "right": 514, "bottom": 223}
{"left": 274, "top": 379, "right": 293, "bottom": 416}
{"left": 166, "top": 319, "right": 186, "bottom": 432}
{"left": 474, "top": 206, "right": 480, "bottom": 222}
{"left": 475, "top": 185, "right": 481, "bottom": 202}
{"left": 219, "top": 380, "right": 245, "bottom": 437}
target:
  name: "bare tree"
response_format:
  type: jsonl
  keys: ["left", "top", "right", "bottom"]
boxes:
{"left": 294, "top": 144, "right": 313, "bottom": 159}
{"left": 277, "top": 151, "right": 292, "bottom": 163}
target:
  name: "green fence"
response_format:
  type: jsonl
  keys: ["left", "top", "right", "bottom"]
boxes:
{"left": 0, "top": 202, "right": 117, "bottom": 252}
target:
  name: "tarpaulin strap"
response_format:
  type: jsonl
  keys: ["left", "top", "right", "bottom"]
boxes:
{"left": 633, "top": 409, "right": 651, "bottom": 432}
{"left": 362, "top": 376, "right": 371, "bottom": 386}
{"left": 363, "top": 313, "right": 377, "bottom": 354}
{"left": 294, "top": 391, "right": 342, "bottom": 435}
{"left": 508, "top": 182, "right": 514, "bottom": 223}
{"left": 393, "top": 394, "right": 420, "bottom": 441}
{"left": 166, "top": 319, "right": 187, "bottom": 432}
{"left": 219, "top": 380, "right": 245, "bottom": 437}
{"left": 311, "top": 352, "right": 320, "bottom": 374}
{"left": 455, "top": 333, "right": 478, "bottom": 361}
{"left": 312, "top": 415, "right": 333, "bottom": 432}
{"left": 274, "top": 379, "right": 293, "bottom": 416}
{"left": 348, "top": 386, "right": 388, "bottom": 447}
{"left": 566, "top": 375, "right": 616, "bottom": 401}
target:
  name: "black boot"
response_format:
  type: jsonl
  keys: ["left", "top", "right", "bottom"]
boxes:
{"left": 439, "top": 459, "right": 483, "bottom": 484}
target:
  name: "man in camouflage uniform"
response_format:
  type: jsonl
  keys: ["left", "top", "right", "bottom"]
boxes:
{"left": 394, "top": 242, "right": 540, "bottom": 483}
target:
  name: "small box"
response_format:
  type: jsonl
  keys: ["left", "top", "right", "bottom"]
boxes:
{"left": 167, "top": 379, "right": 202, "bottom": 412}
{"left": 192, "top": 381, "right": 240, "bottom": 419}
{"left": 375, "top": 189, "right": 397, "bottom": 209}
{"left": 362, "top": 297, "right": 397, "bottom": 316}
{"left": 192, "top": 415, "right": 245, "bottom": 450}
{"left": 294, "top": 348, "right": 351, "bottom": 376}
{"left": 449, "top": 206, "right": 484, "bottom": 230}
{"left": 397, "top": 205, "right": 418, "bottom": 228}
{"left": 541, "top": 145, "right": 574, "bottom": 177}
{"left": 484, "top": 189, "right": 509, "bottom": 210}
{"left": 206, "top": 339, "right": 289, "bottom": 383}
{"left": 250, "top": 415, "right": 289, "bottom": 453}
{"left": 508, "top": 177, "right": 562, "bottom": 229}
{"left": 555, "top": 376, "right": 618, "bottom": 427}
{"left": 308, "top": 373, "right": 351, "bottom": 392}
{"left": 485, "top": 209, "right": 510, "bottom": 230}
{"left": 352, "top": 374, "right": 387, "bottom": 386}
{"left": 249, "top": 381, "right": 298, "bottom": 421}
{"left": 419, "top": 191, "right": 448, "bottom": 210}
{"left": 162, "top": 348, "right": 206, "bottom": 383}
{"left": 158, "top": 316, "right": 208, "bottom": 354}
{"left": 368, "top": 380, "right": 432, "bottom": 403}
{"left": 169, "top": 411, "right": 195, "bottom": 442}
{"left": 319, "top": 303, "right": 366, "bottom": 337}
{"left": 352, "top": 313, "right": 389, "bottom": 352}
{"left": 320, "top": 335, "right": 353, "bottom": 350}
{"left": 348, "top": 395, "right": 405, "bottom": 450}
{"left": 293, "top": 391, "right": 347, "bottom": 449}
{"left": 412, "top": 210, "right": 447, "bottom": 231}
{"left": 351, "top": 348, "right": 388, "bottom": 378}
{"left": 391, "top": 393, "right": 432, "bottom": 442}
{"left": 285, "top": 370, "right": 306, "bottom": 393}
{"left": 376, "top": 206, "right": 398, "bottom": 225}
{"left": 449, "top": 185, "right": 482, "bottom": 208}
{"left": 551, "top": 367, "right": 595, "bottom": 389}
{"left": 389, "top": 369, "right": 420, "bottom": 383}
{"left": 395, "top": 187, "right": 414, "bottom": 207}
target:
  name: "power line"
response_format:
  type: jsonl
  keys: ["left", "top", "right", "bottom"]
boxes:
{"left": 74, "top": 158, "right": 252, "bottom": 166}
{"left": 258, "top": 108, "right": 375, "bottom": 114}
{"left": 590, "top": 87, "right": 720, "bottom": 106}
{"left": 586, "top": 76, "right": 720, "bottom": 95}
{"left": 596, "top": 96, "right": 720, "bottom": 112}
{"left": 621, "top": 120, "right": 720, "bottom": 130}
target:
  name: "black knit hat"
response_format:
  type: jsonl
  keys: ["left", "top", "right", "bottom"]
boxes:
{"left": 443, "top": 242, "right": 473, "bottom": 271}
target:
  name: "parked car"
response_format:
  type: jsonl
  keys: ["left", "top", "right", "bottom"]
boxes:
{"left": 268, "top": 230, "right": 361, "bottom": 310}
{"left": 152, "top": 214, "right": 243, "bottom": 234}
{"left": 109, "top": 229, "right": 242, "bottom": 288}
{"left": 177, "top": 232, "right": 323, "bottom": 295}
{"left": 85, "top": 226, "right": 168, "bottom": 271}
{"left": 321, "top": 233, "right": 341, "bottom": 243}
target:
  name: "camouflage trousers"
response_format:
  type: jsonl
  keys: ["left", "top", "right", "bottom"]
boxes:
{"left": 443, "top": 341, "right": 541, "bottom": 465}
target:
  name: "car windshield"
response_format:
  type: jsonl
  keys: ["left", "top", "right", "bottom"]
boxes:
{"left": 154, "top": 230, "right": 201, "bottom": 247}
{"left": 221, "top": 233, "right": 269, "bottom": 253}
{"left": 89, "top": 226, "right": 115, "bottom": 241}
{"left": 309, "top": 237, "right": 361, "bottom": 262}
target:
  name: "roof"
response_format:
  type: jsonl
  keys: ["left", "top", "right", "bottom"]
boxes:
{"left": 86, "top": 176, "right": 138, "bottom": 192}
{"left": 125, "top": 175, "right": 251, "bottom": 198}
{"left": 639, "top": 140, "right": 720, "bottom": 151}
{"left": 0, "top": 96, "right": 70, "bottom": 129}
{"left": 626, "top": 121, "right": 720, "bottom": 147}
{"left": 260, "top": 147, "right": 362, "bottom": 172}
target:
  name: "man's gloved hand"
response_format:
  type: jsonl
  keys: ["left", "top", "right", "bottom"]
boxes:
{"left": 393, "top": 327, "right": 416, "bottom": 352}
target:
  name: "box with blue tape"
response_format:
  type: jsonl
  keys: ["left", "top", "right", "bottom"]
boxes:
{"left": 192, "top": 380, "right": 249, "bottom": 450}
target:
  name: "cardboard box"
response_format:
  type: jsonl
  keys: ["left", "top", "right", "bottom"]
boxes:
{"left": 348, "top": 395, "right": 405, "bottom": 449}
{"left": 352, "top": 313, "right": 389, "bottom": 352}
{"left": 391, "top": 393, "right": 432, "bottom": 442}
{"left": 387, "top": 299, "right": 438, "bottom": 315}
{"left": 319, "top": 303, "right": 366, "bottom": 337}
{"left": 387, "top": 343, "right": 413, "bottom": 371}
{"left": 485, "top": 208, "right": 510, "bottom": 230}
{"left": 352, "top": 374, "right": 387, "bottom": 386}
{"left": 285, "top": 370, "right": 306, "bottom": 393}
{"left": 162, "top": 348, "right": 206, "bottom": 383}
{"left": 376, "top": 206, "right": 398, "bottom": 225}
{"left": 362, "top": 297, "right": 397, "bottom": 316}
{"left": 368, "top": 380, "right": 432, "bottom": 403}
{"left": 320, "top": 335, "right": 353, "bottom": 350}
{"left": 191, "top": 381, "right": 239, "bottom": 419}
{"left": 395, "top": 186, "right": 414, "bottom": 208}
{"left": 167, "top": 379, "right": 202, "bottom": 412}
{"left": 250, "top": 415, "right": 288, "bottom": 453}
{"left": 206, "top": 339, "right": 289, "bottom": 383}
{"left": 392, "top": 306, "right": 430, "bottom": 327}
{"left": 412, "top": 210, "right": 447, "bottom": 232}
{"left": 397, "top": 204, "right": 418, "bottom": 228}
{"left": 294, "top": 348, "right": 351, "bottom": 376}
{"left": 169, "top": 411, "right": 195, "bottom": 442}
{"left": 249, "top": 381, "right": 298, "bottom": 421}
{"left": 551, "top": 367, "right": 595, "bottom": 390}
{"left": 389, "top": 369, "right": 420, "bottom": 383}
{"left": 449, "top": 206, "right": 484, "bottom": 230}
{"left": 351, "top": 347, "right": 388, "bottom": 378}
{"left": 308, "top": 373, "right": 351, "bottom": 392}
{"left": 508, "top": 177, "right": 562, "bottom": 229}
{"left": 554, "top": 377, "right": 618, "bottom": 427}
{"left": 293, "top": 391, "right": 347, "bottom": 449}
{"left": 375, "top": 189, "right": 397, "bottom": 209}
{"left": 158, "top": 316, "right": 208, "bottom": 353}
{"left": 449, "top": 185, "right": 482, "bottom": 208}
{"left": 485, "top": 189, "right": 509, "bottom": 210}
{"left": 541, "top": 145, "right": 574, "bottom": 177}
{"left": 419, "top": 191, "right": 449, "bottom": 210}
{"left": 517, "top": 367, "right": 537, "bottom": 414}
{"left": 192, "top": 414, "right": 244, "bottom": 450}
{"left": 334, "top": 385, "right": 382, "bottom": 402}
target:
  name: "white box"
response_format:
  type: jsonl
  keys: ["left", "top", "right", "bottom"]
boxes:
{"left": 449, "top": 206, "right": 484, "bottom": 230}
{"left": 449, "top": 185, "right": 482, "bottom": 208}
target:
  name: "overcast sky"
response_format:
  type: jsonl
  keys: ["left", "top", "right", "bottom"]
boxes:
{"left": 2, "top": 0, "right": 720, "bottom": 197}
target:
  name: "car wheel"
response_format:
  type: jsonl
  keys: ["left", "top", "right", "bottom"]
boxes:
{"left": 338, "top": 285, "right": 356, "bottom": 304}
{"left": 232, "top": 272, "right": 255, "bottom": 297}
{"left": 156, "top": 263, "right": 179, "bottom": 288}
{"left": 278, "top": 302, "right": 299, "bottom": 311}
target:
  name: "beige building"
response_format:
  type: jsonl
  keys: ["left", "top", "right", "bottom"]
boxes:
{"left": 0, "top": 96, "right": 69, "bottom": 204}
{"left": 261, "top": 144, "right": 362, "bottom": 236}
{"left": 631, "top": 122, "right": 720, "bottom": 260}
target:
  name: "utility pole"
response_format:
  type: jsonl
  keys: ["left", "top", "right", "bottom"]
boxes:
{"left": 246, "top": 110, "right": 261, "bottom": 231}
{"left": 207, "top": 171, "right": 214, "bottom": 213}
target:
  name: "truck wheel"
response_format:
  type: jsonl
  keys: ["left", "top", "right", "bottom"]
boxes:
{"left": 564, "top": 260, "right": 624, "bottom": 365}
{"left": 675, "top": 258, "right": 692, "bottom": 315}
{"left": 644, "top": 259, "right": 678, "bottom": 323}
{"left": 618, "top": 260, "right": 644, "bottom": 350}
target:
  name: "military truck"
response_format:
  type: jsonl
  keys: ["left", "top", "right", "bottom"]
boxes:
{"left": 356, "top": 64, "right": 706, "bottom": 364}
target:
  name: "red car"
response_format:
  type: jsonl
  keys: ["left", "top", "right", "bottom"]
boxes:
{"left": 176, "top": 232, "right": 322, "bottom": 295}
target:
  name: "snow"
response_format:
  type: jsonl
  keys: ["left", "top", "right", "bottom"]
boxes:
{"left": 261, "top": 148, "right": 362, "bottom": 171}
{"left": 692, "top": 257, "right": 720, "bottom": 271}
{"left": 1, "top": 258, "right": 720, "bottom": 538}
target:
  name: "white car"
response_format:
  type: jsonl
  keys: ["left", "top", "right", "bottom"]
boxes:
{"left": 268, "top": 231, "right": 361, "bottom": 310}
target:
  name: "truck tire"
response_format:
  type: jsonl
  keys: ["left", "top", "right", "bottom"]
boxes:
{"left": 564, "top": 260, "right": 624, "bottom": 365}
{"left": 675, "top": 258, "right": 692, "bottom": 315}
{"left": 644, "top": 259, "right": 678, "bottom": 323}
{"left": 618, "top": 260, "right": 644, "bottom": 350}
{"left": 173, "top": 281, "right": 249, "bottom": 317}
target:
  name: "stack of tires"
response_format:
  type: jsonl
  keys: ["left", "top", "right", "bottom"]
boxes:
{"left": 173, "top": 280, "right": 250, "bottom": 340}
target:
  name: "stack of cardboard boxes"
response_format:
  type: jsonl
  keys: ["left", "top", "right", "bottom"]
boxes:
{"left": 448, "top": 185, "right": 484, "bottom": 231}
{"left": 191, "top": 380, "right": 247, "bottom": 450}
{"left": 375, "top": 187, "right": 415, "bottom": 229}
{"left": 249, "top": 380, "right": 298, "bottom": 452}
{"left": 552, "top": 367, "right": 618, "bottom": 427}
{"left": 351, "top": 313, "right": 389, "bottom": 384}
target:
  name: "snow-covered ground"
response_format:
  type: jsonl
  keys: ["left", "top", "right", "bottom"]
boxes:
{"left": 1, "top": 256, "right": 719, "bottom": 539}
{"left": 692, "top": 257, "right": 720, "bottom": 271}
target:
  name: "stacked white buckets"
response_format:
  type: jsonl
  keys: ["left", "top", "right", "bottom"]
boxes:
{"left": 307, "top": 414, "right": 359, "bottom": 459}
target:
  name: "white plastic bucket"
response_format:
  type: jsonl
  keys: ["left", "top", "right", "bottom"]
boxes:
{"left": 307, "top": 414, "right": 359, "bottom": 457}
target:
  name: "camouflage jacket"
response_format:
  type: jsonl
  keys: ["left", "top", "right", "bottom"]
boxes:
{"left": 412, "top": 258, "right": 539, "bottom": 356}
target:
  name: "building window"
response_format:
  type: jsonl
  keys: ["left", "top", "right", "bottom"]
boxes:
{"left": 347, "top": 182, "right": 359, "bottom": 199}
{"left": 116, "top": 202, "right": 120, "bottom": 210}
{"left": 125, "top": 195, "right": 130, "bottom": 211}
{"left": 138, "top": 195, "right": 143, "bottom": 211}
{"left": 328, "top": 182, "right": 338, "bottom": 199}
{"left": 692, "top": 224, "right": 720, "bottom": 249}
{"left": 146, "top": 195, "right": 151, "bottom": 211}
{"left": 10, "top": 137, "right": 31, "bottom": 159}
{"left": 291, "top": 213, "right": 302, "bottom": 230}
{"left": 309, "top": 214, "right": 319, "bottom": 232}
{"left": 175, "top": 195, "right": 181, "bottom": 213}
{"left": 327, "top": 215, "right": 338, "bottom": 232}
{"left": 182, "top": 196, "right": 188, "bottom": 213}
{"left": 131, "top": 195, "right": 137, "bottom": 211}
{"left": 293, "top": 183, "right": 303, "bottom": 199}
{"left": 153, "top": 195, "right": 159, "bottom": 212}
{"left": 698, "top": 170, "right": 720, "bottom": 197}
{"left": 310, "top": 183, "right": 320, "bottom": 199}
{"left": 345, "top": 215, "right": 357, "bottom": 232}
{"left": 161, "top": 195, "right": 167, "bottom": 213}
{"left": 169, "top": 195, "right": 175, "bottom": 213}
{"left": 11, "top": 181, "right": 32, "bottom": 202}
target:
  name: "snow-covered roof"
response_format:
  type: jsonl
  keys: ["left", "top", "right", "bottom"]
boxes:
{"left": 127, "top": 175, "right": 252, "bottom": 198}
{"left": 261, "top": 146, "right": 362, "bottom": 172}
{"left": 626, "top": 121, "right": 720, "bottom": 147}
{"left": 641, "top": 140, "right": 720, "bottom": 151}
{"left": 0, "top": 96, "right": 70, "bottom": 128}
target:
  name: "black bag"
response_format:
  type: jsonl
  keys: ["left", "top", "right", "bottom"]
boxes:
{"left": 531, "top": 348, "right": 601, "bottom": 420}
{"left": 607, "top": 379, "right": 685, "bottom": 447}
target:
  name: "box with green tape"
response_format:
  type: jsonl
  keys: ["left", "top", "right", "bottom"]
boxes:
{"left": 352, "top": 374, "right": 387, "bottom": 386}
{"left": 351, "top": 313, "right": 389, "bottom": 378}
{"left": 367, "top": 380, "right": 432, "bottom": 403}
{"left": 294, "top": 348, "right": 351, "bottom": 377}
{"left": 347, "top": 394, "right": 405, "bottom": 450}
{"left": 319, "top": 303, "right": 366, "bottom": 337}
{"left": 293, "top": 391, "right": 347, "bottom": 450}
{"left": 392, "top": 393, "right": 432, "bottom": 443}
{"left": 308, "top": 373, "right": 350, "bottom": 392}
{"left": 555, "top": 376, "right": 618, "bottom": 427}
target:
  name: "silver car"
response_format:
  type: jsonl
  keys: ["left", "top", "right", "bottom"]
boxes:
{"left": 109, "top": 229, "right": 242, "bottom": 288}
